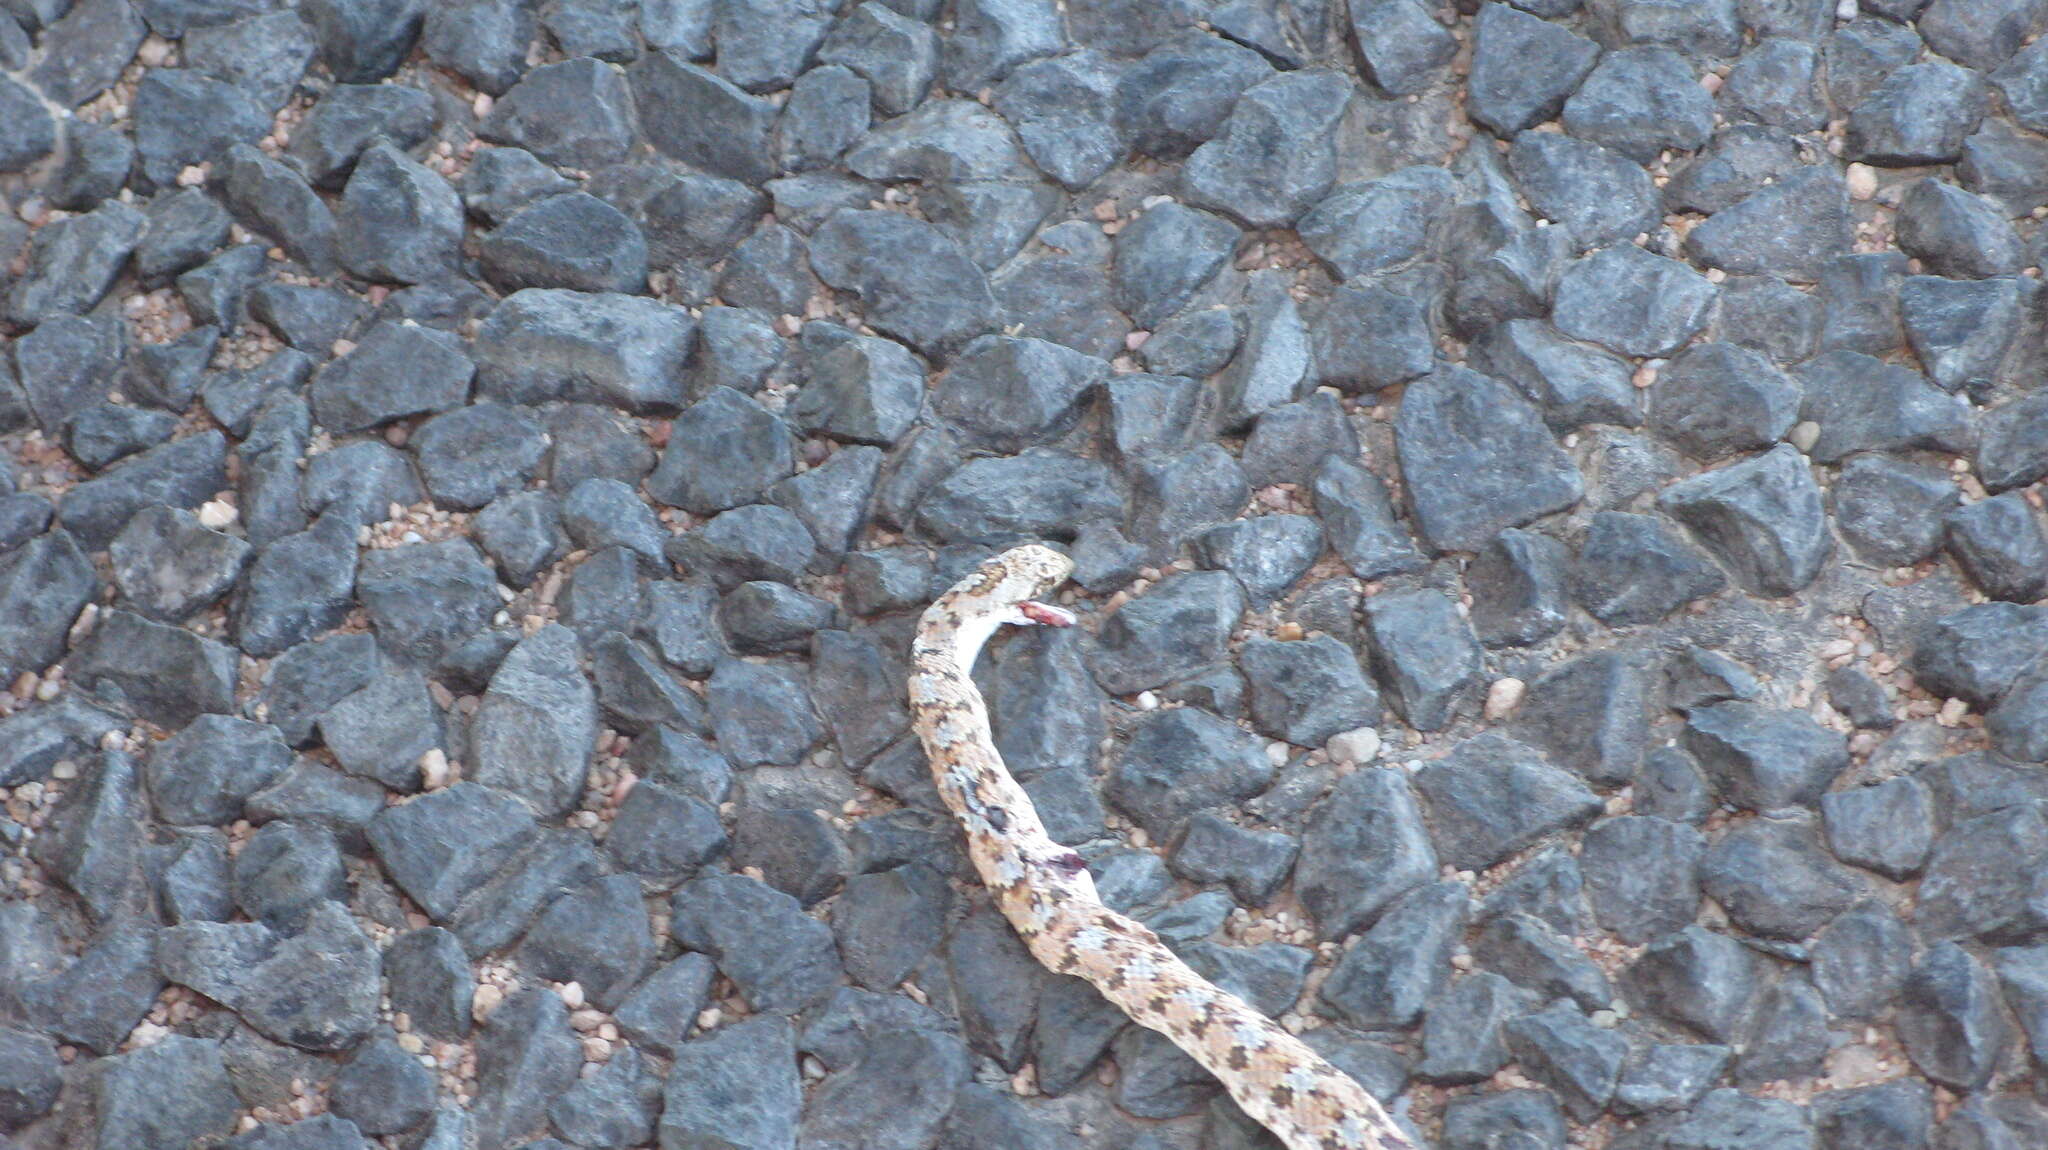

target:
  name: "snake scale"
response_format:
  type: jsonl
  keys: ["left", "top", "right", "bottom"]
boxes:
{"left": 910, "top": 544, "right": 1415, "bottom": 1150}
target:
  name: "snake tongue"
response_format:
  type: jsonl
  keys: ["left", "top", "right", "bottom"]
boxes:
{"left": 1018, "top": 600, "right": 1077, "bottom": 627}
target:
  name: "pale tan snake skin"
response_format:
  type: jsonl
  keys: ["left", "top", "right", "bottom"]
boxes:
{"left": 910, "top": 544, "right": 1415, "bottom": 1150}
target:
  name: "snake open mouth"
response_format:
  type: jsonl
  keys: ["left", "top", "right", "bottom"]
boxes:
{"left": 1018, "top": 600, "right": 1077, "bottom": 627}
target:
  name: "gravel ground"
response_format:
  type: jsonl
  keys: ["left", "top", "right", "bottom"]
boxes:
{"left": 2, "top": 0, "right": 2047, "bottom": 1148}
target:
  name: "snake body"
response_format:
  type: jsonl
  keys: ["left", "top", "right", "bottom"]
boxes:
{"left": 909, "top": 545, "right": 1414, "bottom": 1150}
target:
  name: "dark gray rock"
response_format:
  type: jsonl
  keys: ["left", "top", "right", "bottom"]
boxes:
{"left": 71, "top": 607, "right": 235, "bottom": 728}
{"left": 1701, "top": 815, "right": 1865, "bottom": 940}
{"left": 817, "top": 1, "right": 937, "bottom": 115}
{"left": 1912, "top": 603, "right": 2048, "bottom": 708}
{"left": 288, "top": 82, "right": 438, "bottom": 189}
{"left": 776, "top": 63, "right": 870, "bottom": 171}
{"left": 1469, "top": 318, "right": 1640, "bottom": 434}
{"left": 137, "top": 186, "right": 233, "bottom": 282}
{"left": 1310, "top": 448, "right": 1425, "bottom": 577}
{"left": 232, "top": 819, "right": 348, "bottom": 923}
{"left": 1107, "top": 706, "right": 1273, "bottom": 839}
{"left": 1195, "top": 515, "right": 1324, "bottom": 607}
{"left": 1471, "top": 910, "right": 1613, "bottom": 1013}
{"left": 1501, "top": 1000, "right": 1627, "bottom": 1120}
{"left": 328, "top": 1036, "right": 435, "bottom": 1137}
{"left": 1310, "top": 282, "right": 1433, "bottom": 394}
{"left": 1182, "top": 68, "right": 1354, "bottom": 228}
{"left": 669, "top": 504, "right": 816, "bottom": 590}
{"left": 1899, "top": 274, "right": 2026, "bottom": 397}
{"left": 1111, "top": 203, "right": 1241, "bottom": 333}
{"left": 410, "top": 402, "right": 549, "bottom": 510}
{"left": 301, "top": 0, "right": 424, "bottom": 82}
{"left": 0, "top": 73, "right": 53, "bottom": 172}
{"left": 671, "top": 875, "right": 843, "bottom": 1013}
{"left": 354, "top": 538, "right": 497, "bottom": 665}
{"left": 366, "top": 782, "right": 537, "bottom": 920}
{"left": 1947, "top": 491, "right": 2048, "bottom": 603}
{"left": 0, "top": 529, "right": 95, "bottom": 681}
{"left": 467, "top": 624, "right": 595, "bottom": 816}
{"left": 1580, "top": 816, "right": 1704, "bottom": 944}
{"left": 106, "top": 504, "right": 247, "bottom": 622}
{"left": 1711, "top": 274, "right": 1821, "bottom": 365}
{"left": 87, "top": 1035, "right": 241, "bottom": 1149}
{"left": 935, "top": 334, "right": 1106, "bottom": 453}
{"left": 1560, "top": 45, "right": 1713, "bottom": 162}
{"left": 631, "top": 52, "right": 776, "bottom": 182}
{"left": 1467, "top": 528, "right": 1569, "bottom": 648}
{"left": 1917, "top": 801, "right": 2048, "bottom": 944}
{"left": 1468, "top": 4, "right": 1599, "bottom": 136}
{"left": 1845, "top": 60, "right": 1987, "bottom": 166}
{"left": 1622, "top": 925, "right": 1764, "bottom": 1043}
{"left": 1515, "top": 651, "right": 1655, "bottom": 788}
{"left": 158, "top": 901, "right": 381, "bottom": 1051}
{"left": 232, "top": 514, "right": 358, "bottom": 659}
{"left": 310, "top": 321, "right": 473, "bottom": 434}
{"left": 1363, "top": 588, "right": 1482, "bottom": 731}
{"left": 1508, "top": 132, "right": 1659, "bottom": 251}
{"left": 1569, "top": 511, "right": 1726, "bottom": 626}
{"left": 1395, "top": 366, "right": 1582, "bottom": 553}
{"left": 467, "top": 988, "right": 581, "bottom": 1150}
{"left": 1684, "top": 700, "right": 1847, "bottom": 813}
{"left": 1297, "top": 767, "right": 1437, "bottom": 940}
{"left": 1896, "top": 178, "right": 2024, "bottom": 280}
{"left": 1299, "top": 167, "right": 1456, "bottom": 281}
{"left": 460, "top": 146, "right": 576, "bottom": 226}
{"left": 1686, "top": 164, "right": 1851, "bottom": 283}
{"left": 1898, "top": 942, "right": 2012, "bottom": 1091}
{"left": 1113, "top": 30, "right": 1273, "bottom": 161}
{"left": 147, "top": 713, "right": 292, "bottom": 827}
{"left": 478, "top": 58, "right": 634, "bottom": 171}
{"left": 1979, "top": 390, "right": 2048, "bottom": 493}
{"left": 1090, "top": 571, "right": 1244, "bottom": 695}
{"left": 1321, "top": 880, "right": 1468, "bottom": 1029}
{"left": 1820, "top": 775, "right": 1934, "bottom": 884}
{"left": 1239, "top": 634, "right": 1380, "bottom": 748}
{"left": 32, "top": 748, "right": 146, "bottom": 924}
{"left": 647, "top": 386, "right": 795, "bottom": 515}
{"left": 1832, "top": 455, "right": 1960, "bottom": 567}
{"left": 213, "top": 143, "right": 340, "bottom": 274}
{"left": 50, "top": 120, "right": 137, "bottom": 212}
{"left": 472, "top": 491, "right": 569, "bottom": 589}
{"left": 1810, "top": 900, "right": 1914, "bottom": 1022}
{"left": 478, "top": 192, "right": 648, "bottom": 295}
{"left": 517, "top": 873, "right": 656, "bottom": 1011}
{"left": 719, "top": 581, "right": 838, "bottom": 654}
{"left": 330, "top": 142, "right": 460, "bottom": 288}
{"left": 1415, "top": 734, "right": 1603, "bottom": 870}
{"left": 475, "top": 290, "right": 693, "bottom": 413}
{"left": 660, "top": 1017, "right": 801, "bottom": 1150}
{"left": 1649, "top": 341, "right": 1800, "bottom": 461}
{"left": 1658, "top": 444, "right": 1829, "bottom": 596}
{"left": 131, "top": 69, "right": 269, "bottom": 191}
{"left": 318, "top": 668, "right": 443, "bottom": 791}
{"left": 992, "top": 50, "right": 1125, "bottom": 190}
{"left": 0, "top": 1026, "right": 61, "bottom": 1132}
{"left": 811, "top": 209, "right": 995, "bottom": 356}
{"left": 1553, "top": 244, "right": 1718, "bottom": 357}
{"left": 793, "top": 331, "right": 924, "bottom": 447}
{"left": 382, "top": 927, "right": 471, "bottom": 1040}
{"left": 1349, "top": 0, "right": 1454, "bottom": 95}
{"left": 916, "top": 450, "right": 1122, "bottom": 543}
{"left": 1825, "top": 665, "right": 1897, "bottom": 732}
{"left": 705, "top": 658, "right": 823, "bottom": 767}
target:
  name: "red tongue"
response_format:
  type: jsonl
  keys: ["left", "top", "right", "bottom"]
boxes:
{"left": 1018, "top": 600, "right": 1076, "bottom": 627}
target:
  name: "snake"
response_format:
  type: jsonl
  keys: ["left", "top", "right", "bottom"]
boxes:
{"left": 909, "top": 544, "right": 1416, "bottom": 1150}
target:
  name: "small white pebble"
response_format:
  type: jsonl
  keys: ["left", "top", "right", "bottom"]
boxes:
{"left": 418, "top": 747, "right": 451, "bottom": 790}
{"left": 1324, "top": 726, "right": 1380, "bottom": 765}
{"left": 472, "top": 983, "right": 505, "bottom": 1021}
{"left": 1134, "top": 690, "right": 1158, "bottom": 711}
{"left": 197, "top": 500, "right": 238, "bottom": 529}
{"left": 1265, "top": 741, "right": 1292, "bottom": 766}
{"left": 1789, "top": 421, "right": 1821, "bottom": 454}
{"left": 1484, "top": 677, "right": 1525, "bottom": 720}
{"left": 1845, "top": 162, "right": 1877, "bottom": 201}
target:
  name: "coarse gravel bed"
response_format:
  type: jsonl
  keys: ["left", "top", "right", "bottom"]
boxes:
{"left": 2, "top": 0, "right": 2047, "bottom": 1148}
